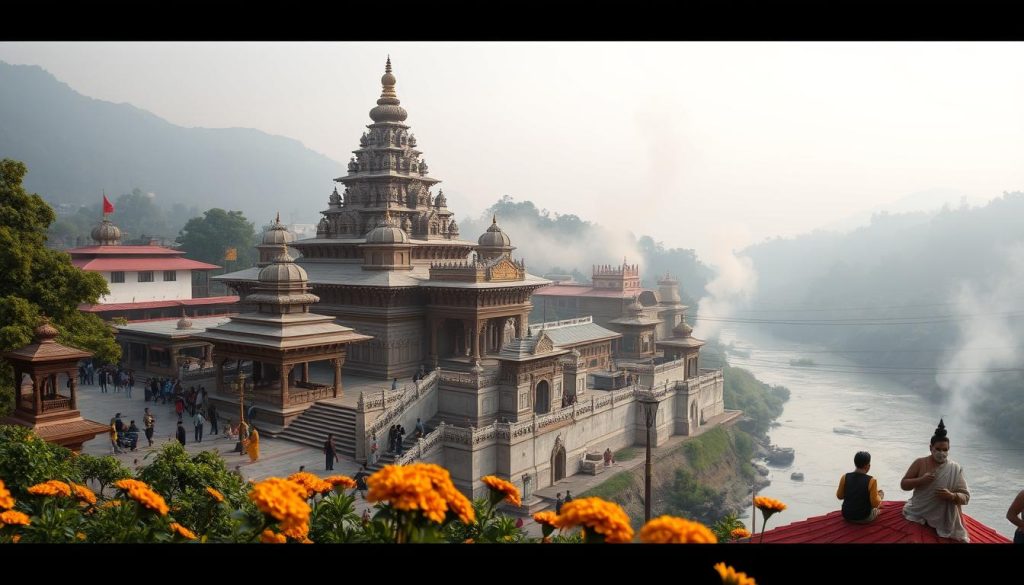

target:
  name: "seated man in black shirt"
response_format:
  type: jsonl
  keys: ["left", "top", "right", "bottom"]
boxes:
{"left": 837, "top": 451, "right": 884, "bottom": 523}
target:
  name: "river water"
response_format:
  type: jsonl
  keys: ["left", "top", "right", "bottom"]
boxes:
{"left": 721, "top": 324, "right": 1024, "bottom": 539}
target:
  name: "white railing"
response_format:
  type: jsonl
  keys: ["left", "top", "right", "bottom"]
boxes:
{"left": 361, "top": 369, "right": 440, "bottom": 454}
{"left": 395, "top": 421, "right": 446, "bottom": 465}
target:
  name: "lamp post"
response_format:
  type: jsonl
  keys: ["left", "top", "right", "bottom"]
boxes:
{"left": 639, "top": 394, "right": 658, "bottom": 522}
{"left": 233, "top": 370, "right": 247, "bottom": 426}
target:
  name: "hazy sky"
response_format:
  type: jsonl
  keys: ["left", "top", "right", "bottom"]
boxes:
{"left": 2, "top": 41, "right": 1023, "bottom": 259}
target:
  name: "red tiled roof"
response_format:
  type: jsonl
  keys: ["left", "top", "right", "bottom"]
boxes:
{"left": 66, "top": 245, "right": 184, "bottom": 255}
{"left": 71, "top": 257, "right": 220, "bottom": 271}
{"left": 78, "top": 296, "right": 239, "bottom": 313}
{"left": 534, "top": 284, "right": 650, "bottom": 298}
{"left": 751, "top": 501, "right": 1011, "bottom": 543}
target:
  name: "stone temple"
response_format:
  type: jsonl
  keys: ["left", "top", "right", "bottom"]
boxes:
{"left": 212, "top": 59, "right": 728, "bottom": 501}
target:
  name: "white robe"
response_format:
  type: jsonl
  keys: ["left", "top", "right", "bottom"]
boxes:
{"left": 902, "top": 459, "right": 971, "bottom": 542}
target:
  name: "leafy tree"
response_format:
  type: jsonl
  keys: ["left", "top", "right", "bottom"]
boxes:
{"left": 0, "top": 159, "right": 120, "bottom": 414}
{"left": 176, "top": 208, "right": 257, "bottom": 270}
{"left": 75, "top": 453, "right": 132, "bottom": 496}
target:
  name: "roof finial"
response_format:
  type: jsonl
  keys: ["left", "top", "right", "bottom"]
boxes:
{"left": 275, "top": 211, "right": 280, "bottom": 224}
{"left": 492, "top": 214, "right": 497, "bottom": 225}
{"left": 386, "top": 55, "right": 392, "bottom": 74}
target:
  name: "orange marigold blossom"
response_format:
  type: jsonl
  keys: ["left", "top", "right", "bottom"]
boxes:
{"left": 287, "top": 472, "right": 334, "bottom": 498}
{"left": 533, "top": 511, "right": 558, "bottom": 526}
{"left": 639, "top": 516, "right": 718, "bottom": 544}
{"left": 367, "top": 463, "right": 476, "bottom": 525}
{"left": 205, "top": 487, "right": 224, "bottom": 503}
{"left": 170, "top": 522, "right": 197, "bottom": 540}
{"left": 259, "top": 529, "right": 287, "bottom": 544}
{"left": 71, "top": 483, "right": 97, "bottom": 505}
{"left": 553, "top": 497, "right": 634, "bottom": 543}
{"left": 730, "top": 527, "right": 751, "bottom": 540}
{"left": 325, "top": 475, "right": 357, "bottom": 489}
{"left": 0, "top": 479, "right": 14, "bottom": 510}
{"left": 481, "top": 475, "right": 522, "bottom": 507}
{"left": 76, "top": 532, "right": 86, "bottom": 540}
{"left": 753, "top": 496, "right": 786, "bottom": 513}
{"left": 11, "top": 534, "right": 20, "bottom": 543}
{"left": 27, "top": 480, "right": 72, "bottom": 498}
{"left": 113, "top": 479, "right": 169, "bottom": 515}
{"left": 0, "top": 510, "right": 31, "bottom": 526}
{"left": 714, "top": 562, "right": 757, "bottom": 585}
{"left": 248, "top": 478, "right": 311, "bottom": 535}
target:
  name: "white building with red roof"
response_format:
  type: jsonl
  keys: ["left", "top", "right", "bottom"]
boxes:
{"left": 68, "top": 217, "right": 238, "bottom": 321}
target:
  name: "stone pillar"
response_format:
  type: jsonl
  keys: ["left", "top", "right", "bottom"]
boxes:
{"left": 279, "top": 363, "right": 290, "bottom": 409}
{"left": 33, "top": 374, "right": 42, "bottom": 414}
{"left": 333, "top": 357, "right": 342, "bottom": 398}
{"left": 215, "top": 359, "right": 224, "bottom": 393}
{"left": 69, "top": 369, "right": 78, "bottom": 410}
{"left": 472, "top": 319, "right": 482, "bottom": 360}
{"left": 302, "top": 362, "right": 310, "bottom": 383}
{"left": 429, "top": 318, "right": 439, "bottom": 368}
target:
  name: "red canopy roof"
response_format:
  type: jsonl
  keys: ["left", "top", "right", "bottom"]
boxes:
{"left": 67, "top": 245, "right": 185, "bottom": 255}
{"left": 78, "top": 296, "right": 239, "bottom": 313}
{"left": 71, "top": 257, "right": 220, "bottom": 271}
{"left": 751, "top": 501, "right": 1011, "bottom": 543}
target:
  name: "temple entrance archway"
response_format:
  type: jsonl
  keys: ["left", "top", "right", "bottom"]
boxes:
{"left": 551, "top": 443, "right": 566, "bottom": 483}
{"left": 534, "top": 379, "right": 550, "bottom": 414}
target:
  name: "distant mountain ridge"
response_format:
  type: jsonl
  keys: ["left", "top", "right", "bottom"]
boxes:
{"left": 0, "top": 61, "right": 344, "bottom": 224}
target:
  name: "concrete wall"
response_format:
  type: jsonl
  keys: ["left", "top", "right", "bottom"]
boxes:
{"left": 100, "top": 270, "right": 193, "bottom": 303}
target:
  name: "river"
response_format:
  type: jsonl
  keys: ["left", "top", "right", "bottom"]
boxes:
{"left": 720, "top": 324, "right": 1024, "bottom": 539}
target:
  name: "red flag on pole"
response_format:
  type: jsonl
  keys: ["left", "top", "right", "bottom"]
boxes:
{"left": 102, "top": 193, "right": 114, "bottom": 214}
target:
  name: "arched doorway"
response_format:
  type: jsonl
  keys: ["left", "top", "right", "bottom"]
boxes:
{"left": 534, "top": 380, "right": 550, "bottom": 414}
{"left": 551, "top": 443, "right": 566, "bottom": 483}
{"left": 690, "top": 401, "right": 699, "bottom": 433}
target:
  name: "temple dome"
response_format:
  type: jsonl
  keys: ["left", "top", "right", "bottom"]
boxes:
{"left": 258, "top": 246, "right": 308, "bottom": 283}
{"left": 365, "top": 213, "right": 409, "bottom": 244}
{"left": 369, "top": 57, "right": 408, "bottom": 123}
{"left": 478, "top": 216, "right": 512, "bottom": 248}
{"left": 262, "top": 213, "right": 295, "bottom": 246}
{"left": 673, "top": 320, "right": 693, "bottom": 338}
{"left": 90, "top": 219, "right": 122, "bottom": 246}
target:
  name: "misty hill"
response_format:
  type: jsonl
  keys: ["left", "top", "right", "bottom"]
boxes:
{"left": 460, "top": 196, "right": 713, "bottom": 305}
{"left": 0, "top": 62, "right": 343, "bottom": 224}
{"left": 741, "top": 193, "right": 1024, "bottom": 445}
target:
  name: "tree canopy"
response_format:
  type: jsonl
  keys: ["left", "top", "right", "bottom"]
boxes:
{"left": 0, "top": 159, "right": 120, "bottom": 413}
{"left": 176, "top": 208, "right": 257, "bottom": 270}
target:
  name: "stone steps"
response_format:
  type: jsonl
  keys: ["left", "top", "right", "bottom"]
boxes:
{"left": 277, "top": 402, "right": 358, "bottom": 456}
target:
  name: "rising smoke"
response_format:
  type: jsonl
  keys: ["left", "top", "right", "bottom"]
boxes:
{"left": 936, "top": 243, "right": 1024, "bottom": 429}
{"left": 693, "top": 224, "right": 759, "bottom": 340}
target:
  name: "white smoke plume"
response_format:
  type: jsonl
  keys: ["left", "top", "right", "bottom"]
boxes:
{"left": 693, "top": 224, "right": 759, "bottom": 340}
{"left": 936, "top": 243, "right": 1024, "bottom": 428}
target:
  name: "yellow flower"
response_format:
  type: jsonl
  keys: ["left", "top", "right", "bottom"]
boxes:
{"left": 481, "top": 475, "right": 522, "bottom": 507}
{"left": 639, "top": 515, "right": 718, "bottom": 544}
{"left": 76, "top": 532, "right": 87, "bottom": 541}
{"left": 553, "top": 497, "right": 634, "bottom": 543}
{"left": 325, "top": 475, "right": 357, "bottom": 490}
{"left": 533, "top": 511, "right": 558, "bottom": 527}
{"left": 753, "top": 496, "right": 787, "bottom": 513}
{"left": 287, "top": 472, "right": 334, "bottom": 498}
{"left": 11, "top": 534, "right": 20, "bottom": 543}
{"left": 248, "top": 478, "right": 311, "bottom": 538}
{"left": 100, "top": 500, "right": 122, "bottom": 509}
{"left": 259, "top": 529, "right": 287, "bottom": 544}
{"left": 0, "top": 479, "right": 14, "bottom": 510}
{"left": 205, "top": 487, "right": 225, "bottom": 503}
{"left": 170, "top": 522, "right": 198, "bottom": 541}
{"left": 0, "top": 510, "right": 31, "bottom": 526}
{"left": 730, "top": 527, "right": 751, "bottom": 540}
{"left": 367, "top": 464, "right": 476, "bottom": 525}
{"left": 71, "top": 483, "right": 97, "bottom": 505}
{"left": 714, "top": 562, "right": 757, "bottom": 585}
{"left": 27, "top": 480, "right": 72, "bottom": 498}
{"left": 113, "top": 479, "right": 169, "bottom": 516}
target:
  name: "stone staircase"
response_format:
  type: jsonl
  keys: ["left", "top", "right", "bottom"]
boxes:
{"left": 277, "top": 402, "right": 358, "bottom": 457}
{"left": 367, "top": 415, "right": 443, "bottom": 471}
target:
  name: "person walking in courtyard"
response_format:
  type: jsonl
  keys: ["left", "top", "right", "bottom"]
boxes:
{"left": 352, "top": 464, "right": 370, "bottom": 499}
{"left": 368, "top": 434, "right": 379, "bottom": 466}
{"left": 324, "top": 433, "right": 339, "bottom": 471}
{"left": 246, "top": 426, "right": 260, "bottom": 462}
{"left": 143, "top": 407, "right": 155, "bottom": 447}
{"left": 564, "top": 490, "right": 573, "bottom": 504}
{"left": 207, "top": 402, "right": 219, "bottom": 436}
{"left": 901, "top": 419, "right": 971, "bottom": 542}
{"left": 555, "top": 492, "right": 564, "bottom": 514}
{"left": 392, "top": 377, "right": 398, "bottom": 390}
{"left": 837, "top": 451, "right": 884, "bottom": 523}
{"left": 175, "top": 420, "right": 186, "bottom": 446}
{"left": 194, "top": 410, "right": 206, "bottom": 443}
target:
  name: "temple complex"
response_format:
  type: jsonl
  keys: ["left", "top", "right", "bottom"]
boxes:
{"left": 215, "top": 59, "right": 729, "bottom": 501}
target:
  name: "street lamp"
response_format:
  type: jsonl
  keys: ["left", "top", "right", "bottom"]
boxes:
{"left": 639, "top": 393, "right": 658, "bottom": 522}
{"left": 232, "top": 370, "right": 247, "bottom": 426}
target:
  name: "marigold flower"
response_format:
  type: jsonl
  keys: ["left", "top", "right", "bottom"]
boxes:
{"left": 0, "top": 479, "right": 14, "bottom": 510}
{"left": 287, "top": 472, "right": 334, "bottom": 498}
{"left": 205, "top": 487, "right": 225, "bottom": 503}
{"left": 100, "top": 500, "right": 122, "bottom": 509}
{"left": 533, "top": 511, "right": 558, "bottom": 527}
{"left": 27, "top": 480, "right": 72, "bottom": 498}
{"left": 0, "top": 510, "right": 31, "bottom": 526}
{"left": 553, "top": 497, "right": 634, "bottom": 543}
{"left": 753, "top": 496, "right": 786, "bottom": 513}
{"left": 113, "top": 479, "right": 169, "bottom": 515}
{"left": 170, "top": 522, "right": 197, "bottom": 541}
{"left": 11, "top": 534, "right": 20, "bottom": 543}
{"left": 259, "top": 529, "right": 287, "bottom": 544}
{"left": 76, "top": 532, "right": 86, "bottom": 541}
{"left": 481, "top": 475, "right": 522, "bottom": 507}
{"left": 325, "top": 475, "right": 357, "bottom": 490}
{"left": 71, "top": 483, "right": 97, "bottom": 505}
{"left": 639, "top": 515, "right": 718, "bottom": 544}
{"left": 463, "top": 538, "right": 474, "bottom": 543}
{"left": 714, "top": 562, "right": 757, "bottom": 585}
{"left": 248, "top": 478, "right": 311, "bottom": 537}
{"left": 730, "top": 527, "right": 751, "bottom": 540}
{"left": 367, "top": 463, "right": 476, "bottom": 525}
